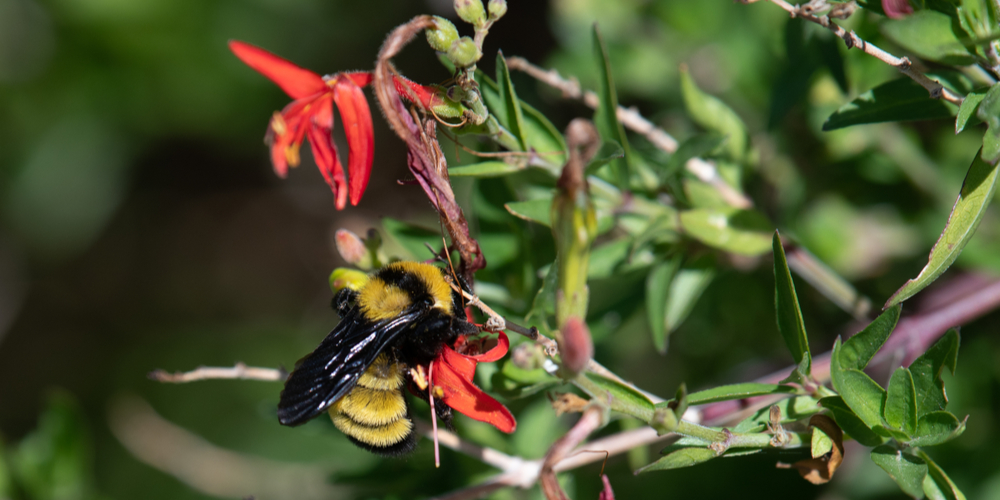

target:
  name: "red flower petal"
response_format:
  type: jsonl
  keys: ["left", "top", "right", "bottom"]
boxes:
{"left": 307, "top": 126, "right": 348, "bottom": 210}
{"left": 331, "top": 76, "right": 374, "bottom": 206}
{"left": 345, "top": 72, "right": 373, "bottom": 87}
{"left": 392, "top": 75, "right": 439, "bottom": 109}
{"left": 433, "top": 356, "right": 516, "bottom": 433}
{"left": 464, "top": 331, "right": 509, "bottom": 363}
{"left": 229, "top": 40, "right": 327, "bottom": 100}
{"left": 441, "top": 343, "right": 477, "bottom": 381}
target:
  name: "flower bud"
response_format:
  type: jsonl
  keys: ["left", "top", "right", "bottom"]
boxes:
{"left": 335, "top": 228, "right": 369, "bottom": 267}
{"left": 425, "top": 16, "right": 459, "bottom": 53}
{"left": 559, "top": 316, "right": 593, "bottom": 377}
{"left": 329, "top": 267, "right": 368, "bottom": 294}
{"left": 446, "top": 36, "right": 481, "bottom": 67}
{"left": 454, "top": 0, "right": 486, "bottom": 26}
{"left": 487, "top": 0, "right": 507, "bottom": 20}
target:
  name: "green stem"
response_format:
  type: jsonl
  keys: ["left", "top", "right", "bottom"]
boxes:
{"left": 674, "top": 420, "right": 808, "bottom": 450}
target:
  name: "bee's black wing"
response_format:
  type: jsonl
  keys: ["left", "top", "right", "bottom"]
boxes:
{"left": 277, "top": 308, "right": 425, "bottom": 426}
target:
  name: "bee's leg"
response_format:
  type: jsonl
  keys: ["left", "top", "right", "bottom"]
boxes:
{"left": 331, "top": 287, "right": 358, "bottom": 318}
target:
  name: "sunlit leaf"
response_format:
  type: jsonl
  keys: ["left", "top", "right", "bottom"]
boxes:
{"left": 870, "top": 445, "right": 928, "bottom": 498}
{"left": 449, "top": 161, "right": 522, "bottom": 178}
{"left": 884, "top": 367, "right": 918, "bottom": 436}
{"left": 910, "top": 329, "right": 960, "bottom": 417}
{"left": 910, "top": 411, "right": 966, "bottom": 447}
{"left": 663, "top": 134, "right": 726, "bottom": 180}
{"left": 882, "top": 10, "right": 976, "bottom": 65}
{"left": 955, "top": 91, "right": 985, "bottom": 133}
{"left": 831, "top": 337, "right": 887, "bottom": 429}
{"left": 680, "top": 66, "right": 748, "bottom": 161}
{"left": 839, "top": 304, "right": 901, "bottom": 371}
{"left": 635, "top": 446, "right": 717, "bottom": 473}
{"left": 773, "top": 232, "right": 811, "bottom": 375}
{"left": 978, "top": 83, "right": 1000, "bottom": 162}
{"left": 586, "top": 141, "right": 625, "bottom": 175}
{"left": 679, "top": 208, "right": 772, "bottom": 256}
{"left": 823, "top": 77, "right": 955, "bottom": 131}
{"left": 664, "top": 262, "right": 715, "bottom": 335}
{"left": 671, "top": 383, "right": 796, "bottom": 406}
{"left": 592, "top": 25, "right": 631, "bottom": 190}
{"left": 495, "top": 53, "right": 527, "bottom": 150}
{"left": 886, "top": 152, "right": 999, "bottom": 308}
{"left": 477, "top": 72, "right": 567, "bottom": 166}
{"left": 578, "top": 372, "right": 655, "bottom": 421}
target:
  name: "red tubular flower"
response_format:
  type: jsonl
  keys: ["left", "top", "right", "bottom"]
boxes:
{"left": 229, "top": 41, "right": 441, "bottom": 209}
{"left": 431, "top": 331, "right": 516, "bottom": 433}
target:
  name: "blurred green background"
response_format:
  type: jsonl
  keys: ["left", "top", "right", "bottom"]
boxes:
{"left": 1, "top": 0, "right": 1000, "bottom": 499}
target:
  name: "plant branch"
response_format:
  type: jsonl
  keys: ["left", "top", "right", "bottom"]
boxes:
{"left": 743, "top": 0, "right": 964, "bottom": 105}
{"left": 504, "top": 56, "right": 753, "bottom": 209}
{"left": 148, "top": 364, "right": 287, "bottom": 383}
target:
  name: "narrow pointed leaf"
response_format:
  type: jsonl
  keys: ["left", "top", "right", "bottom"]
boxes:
{"left": 831, "top": 338, "right": 887, "bottom": 429}
{"left": 477, "top": 71, "right": 567, "bottom": 165}
{"left": 577, "top": 373, "right": 655, "bottom": 422}
{"left": 680, "top": 67, "right": 748, "bottom": 161}
{"left": 636, "top": 447, "right": 717, "bottom": 473}
{"left": 823, "top": 77, "right": 955, "bottom": 130}
{"left": 870, "top": 445, "right": 928, "bottom": 498}
{"left": 449, "top": 161, "right": 522, "bottom": 178}
{"left": 955, "top": 91, "right": 985, "bottom": 133}
{"left": 886, "top": 152, "right": 999, "bottom": 308}
{"left": 647, "top": 259, "right": 680, "bottom": 353}
{"left": 586, "top": 141, "right": 625, "bottom": 175}
{"left": 885, "top": 367, "right": 918, "bottom": 436}
{"left": 505, "top": 198, "right": 553, "bottom": 227}
{"left": 910, "top": 329, "right": 960, "bottom": 417}
{"left": 664, "top": 264, "right": 715, "bottom": 333}
{"left": 495, "top": 53, "right": 527, "bottom": 151}
{"left": 663, "top": 134, "right": 726, "bottom": 180}
{"left": 917, "top": 450, "right": 968, "bottom": 500}
{"left": 592, "top": 25, "right": 631, "bottom": 190}
{"left": 679, "top": 208, "right": 772, "bottom": 256}
{"left": 773, "top": 232, "right": 811, "bottom": 373}
{"left": 839, "top": 304, "right": 901, "bottom": 371}
{"left": 882, "top": 10, "right": 976, "bottom": 65}
{"left": 819, "top": 396, "right": 885, "bottom": 447}
{"left": 670, "top": 383, "right": 795, "bottom": 406}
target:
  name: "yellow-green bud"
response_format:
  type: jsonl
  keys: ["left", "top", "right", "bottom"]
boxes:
{"left": 329, "top": 268, "right": 368, "bottom": 294}
{"left": 447, "top": 36, "right": 481, "bottom": 67}
{"left": 487, "top": 0, "right": 506, "bottom": 20}
{"left": 425, "top": 16, "right": 459, "bottom": 53}
{"left": 454, "top": 0, "right": 486, "bottom": 26}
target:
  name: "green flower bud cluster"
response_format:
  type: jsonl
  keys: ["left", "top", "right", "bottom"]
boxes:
{"left": 425, "top": 16, "right": 458, "bottom": 53}
{"left": 454, "top": 0, "right": 486, "bottom": 26}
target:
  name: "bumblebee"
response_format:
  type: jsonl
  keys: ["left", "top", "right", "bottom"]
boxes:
{"left": 277, "top": 261, "right": 478, "bottom": 455}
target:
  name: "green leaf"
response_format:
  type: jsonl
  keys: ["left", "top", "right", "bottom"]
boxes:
{"left": 870, "top": 445, "right": 929, "bottom": 499}
{"left": 679, "top": 208, "right": 772, "bottom": 256}
{"left": 672, "top": 383, "right": 796, "bottom": 406}
{"left": 646, "top": 258, "right": 680, "bottom": 353}
{"left": 817, "top": 31, "right": 849, "bottom": 93}
{"left": 664, "top": 263, "right": 715, "bottom": 334}
{"left": 525, "top": 260, "right": 558, "bottom": 330}
{"left": 910, "top": 411, "right": 966, "bottom": 447}
{"left": 477, "top": 71, "right": 568, "bottom": 166}
{"left": 587, "top": 239, "right": 631, "bottom": 279}
{"left": 839, "top": 304, "right": 901, "bottom": 371}
{"left": 680, "top": 66, "right": 748, "bottom": 161}
{"left": 978, "top": 84, "right": 1000, "bottom": 163}
{"left": 885, "top": 367, "right": 918, "bottom": 436}
{"left": 495, "top": 53, "right": 527, "bottom": 151}
{"left": 917, "top": 450, "right": 968, "bottom": 500}
{"left": 592, "top": 25, "right": 631, "bottom": 190}
{"left": 812, "top": 425, "right": 834, "bottom": 458}
{"left": 773, "top": 232, "right": 811, "bottom": 374}
{"left": 586, "top": 141, "right": 625, "bottom": 175}
{"left": 663, "top": 134, "right": 726, "bottom": 180}
{"left": 732, "top": 396, "right": 823, "bottom": 433}
{"left": 910, "top": 329, "right": 960, "bottom": 417}
{"left": 505, "top": 198, "right": 553, "bottom": 227}
{"left": 381, "top": 218, "right": 439, "bottom": 260}
{"left": 831, "top": 337, "right": 887, "bottom": 429}
{"left": 492, "top": 362, "right": 562, "bottom": 400}
{"left": 882, "top": 10, "right": 977, "bottom": 65}
{"left": 10, "top": 392, "right": 92, "bottom": 500}
{"left": 886, "top": 152, "right": 999, "bottom": 308}
{"left": 635, "top": 446, "right": 717, "bottom": 473}
{"left": 449, "top": 161, "right": 522, "bottom": 178}
{"left": 955, "top": 91, "right": 985, "bottom": 133}
{"left": 577, "top": 372, "right": 655, "bottom": 421}
{"left": 823, "top": 77, "right": 956, "bottom": 131}
{"left": 819, "top": 396, "right": 886, "bottom": 447}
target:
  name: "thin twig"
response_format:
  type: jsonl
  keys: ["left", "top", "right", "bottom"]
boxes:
{"left": 149, "top": 364, "right": 287, "bottom": 383}
{"left": 505, "top": 56, "right": 753, "bottom": 209}
{"left": 746, "top": 0, "right": 964, "bottom": 105}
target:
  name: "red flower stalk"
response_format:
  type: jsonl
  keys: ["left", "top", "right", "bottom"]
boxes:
{"left": 229, "top": 40, "right": 441, "bottom": 209}
{"left": 430, "top": 331, "right": 516, "bottom": 433}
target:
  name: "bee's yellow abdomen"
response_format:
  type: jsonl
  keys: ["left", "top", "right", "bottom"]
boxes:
{"left": 329, "top": 354, "right": 413, "bottom": 452}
